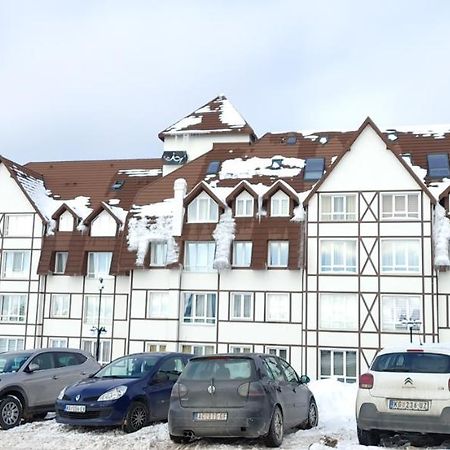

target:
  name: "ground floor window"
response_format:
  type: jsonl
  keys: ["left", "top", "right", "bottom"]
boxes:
{"left": 82, "top": 339, "right": 111, "bottom": 364}
{"left": 320, "top": 349, "right": 357, "bottom": 383}
{"left": 181, "top": 344, "right": 215, "bottom": 356}
{"left": 146, "top": 342, "right": 167, "bottom": 352}
{"left": 49, "top": 338, "right": 68, "bottom": 348}
{"left": 0, "top": 337, "right": 24, "bottom": 352}
{"left": 229, "top": 345, "right": 252, "bottom": 353}
{"left": 266, "top": 346, "right": 288, "bottom": 361}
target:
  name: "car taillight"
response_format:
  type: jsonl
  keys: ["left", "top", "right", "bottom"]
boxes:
{"left": 359, "top": 373, "right": 374, "bottom": 389}
{"left": 171, "top": 383, "right": 188, "bottom": 399}
{"left": 237, "top": 382, "right": 265, "bottom": 397}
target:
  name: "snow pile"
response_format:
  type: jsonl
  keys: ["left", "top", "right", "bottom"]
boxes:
{"left": 433, "top": 204, "right": 450, "bottom": 267}
{"left": 219, "top": 155, "right": 305, "bottom": 180}
{"left": 212, "top": 209, "right": 236, "bottom": 270}
{"left": 103, "top": 203, "right": 128, "bottom": 229}
{"left": 291, "top": 205, "right": 305, "bottom": 222}
{"left": 118, "top": 169, "right": 162, "bottom": 177}
{"left": 64, "top": 197, "right": 92, "bottom": 221}
{"left": 219, "top": 97, "right": 246, "bottom": 128}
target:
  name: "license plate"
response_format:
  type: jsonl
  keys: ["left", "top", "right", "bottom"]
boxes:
{"left": 194, "top": 412, "right": 227, "bottom": 421}
{"left": 64, "top": 404, "right": 86, "bottom": 413}
{"left": 388, "top": 399, "right": 429, "bottom": 411}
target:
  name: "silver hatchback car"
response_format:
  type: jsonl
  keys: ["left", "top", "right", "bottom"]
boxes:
{"left": 0, "top": 348, "right": 100, "bottom": 429}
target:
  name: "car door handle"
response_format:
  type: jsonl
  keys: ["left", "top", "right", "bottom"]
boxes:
{"left": 276, "top": 386, "right": 282, "bottom": 392}
{"left": 80, "top": 372, "right": 87, "bottom": 375}
{"left": 52, "top": 376, "right": 58, "bottom": 380}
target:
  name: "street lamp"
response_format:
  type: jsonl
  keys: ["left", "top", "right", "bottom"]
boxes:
{"left": 91, "top": 277, "right": 106, "bottom": 361}
{"left": 401, "top": 317, "right": 422, "bottom": 343}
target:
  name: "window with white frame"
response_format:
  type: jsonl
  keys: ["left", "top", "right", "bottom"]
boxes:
{"left": 147, "top": 291, "right": 170, "bottom": 318}
{"left": 266, "top": 293, "right": 290, "bottom": 322}
{"left": 320, "top": 194, "right": 357, "bottom": 221}
{"left": 0, "top": 337, "right": 24, "bottom": 353}
{"left": 268, "top": 241, "right": 289, "bottom": 267}
{"left": 183, "top": 293, "right": 216, "bottom": 324}
{"left": 49, "top": 338, "right": 68, "bottom": 348}
{"left": 59, "top": 211, "right": 74, "bottom": 231}
{"left": 230, "top": 293, "right": 253, "bottom": 320}
{"left": 0, "top": 295, "right": 26, "bottom": 322}
{"left": 87, "top": 252, "right": 113, "bottom": 279}
{"left": 181, "top": 344, "right": 214, "bottom": 356}
{"left": 270, "top": 191, "right": 290, "bottom": 217}
{"left": 266, "top": 346, "right": 288, "bottom": 360}
{"left": 320, "top": 240, "right": 357, "bottom": 273}
{"left": 235, "top": 191, "right": 254, "bottom": 217}
{"left": 381, "top": 295, "right": 422, "bottom": 331}
{"left": 381, "top": 193, "right": 419, "bottom": 219}
{"left": 4, "top": 214, "right": 33, "bottom": 237}
{"left": 82, "top": 339, "right": 111, "bottom": 364}
{"left": 146, "top": 343, "right": 167, "bottom": 352}
{"left": 150, "top": 242, "right": 167, "bottom": 267}
{"left": 83, "top": 295, "right": 113, "bottom": 325}
{"left": 381, "top": 239, "right": 420, "bottom": 273}
{"left": 1, "top": 251, "right": 31, "bottom": 279}
{"left": 232, "top": 241, "right": 252, "bottom": 267}
{"left": 184, "top": 242, "right": 215, "bottom": 272}
{"left": 54, "top": 252, "right": 68, "bottom": 274}
{"left": 187, "top": 191, "right": 219, "bottom": 223}
{"left": 319, "top": 293, "right": 358, "bottom": 330}
{"left": 230, "top": 345, "right": 252, "bottom": 353}
{"left": 320, "top": 349, "right": 357, "bottom": 383}
{"left": 50, "top": 294, "right": 70, "bottom": 318}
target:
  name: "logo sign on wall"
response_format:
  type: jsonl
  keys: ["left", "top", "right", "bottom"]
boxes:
{"left": 161, "top": 151, "right": 188, "bottom": 165}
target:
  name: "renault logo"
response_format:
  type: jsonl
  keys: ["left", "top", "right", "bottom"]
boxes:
{"left": 75, "top": 394, "right": 81, "bottom": 402}
{"left": 207, "top": 385, "right": 216, "bottom": 395}
{"left": 404, "top": 377, "right": 413, "bottom": 385}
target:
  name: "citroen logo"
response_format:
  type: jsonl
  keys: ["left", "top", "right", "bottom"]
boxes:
{"left": 404, "top": 377, "right": 413, "bottom": 385}
{"left": 75, "top": 394, "right": 81, "bottom": 402}
{"left": 207, "top": 385, "right": 216, "bottom": 395}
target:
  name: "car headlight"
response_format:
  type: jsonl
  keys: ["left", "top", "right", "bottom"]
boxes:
{"left": 57, "top": 386, "right": 67, "bottom": 400}
{"left": 97, "top": 385, "right": 127, "bottom": 402}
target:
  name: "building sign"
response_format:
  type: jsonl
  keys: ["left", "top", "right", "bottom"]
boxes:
{"left": 161, "top": 151, "right": 188, "bottom": 165}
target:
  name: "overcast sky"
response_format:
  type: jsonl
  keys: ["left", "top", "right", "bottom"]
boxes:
{"left": 1, "top": 0, "right": 450, "bottom": 163}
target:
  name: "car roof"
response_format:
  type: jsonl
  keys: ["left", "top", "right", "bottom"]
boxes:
{"left": 190, "top": 353, "right": 270, "bottom": 360}
{"left": 377, "top": 343, "right": 450, "bottom": 356}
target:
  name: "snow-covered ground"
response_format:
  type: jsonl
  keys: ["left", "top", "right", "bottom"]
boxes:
{"left": 0, "top": 379, "right": 447, "bottom": 449}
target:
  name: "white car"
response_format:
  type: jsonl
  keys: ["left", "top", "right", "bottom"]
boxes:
{"left": 356, "top": 344, "right": 450, "bottom": 446}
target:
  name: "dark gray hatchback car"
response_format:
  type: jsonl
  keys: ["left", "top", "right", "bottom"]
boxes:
{"left": 168, "top": 353, "right": 318, "bottom": 447}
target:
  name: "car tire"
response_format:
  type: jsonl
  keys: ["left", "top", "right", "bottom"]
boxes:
{"left": 0, "top": 396, "right": 23, "bottom": 430}
{"left": 170, "top": 434, "right": 191, "bottom": 444}
{"left": 122, "top": 401, "right": 149, "bottom": 433}
{"left": 263, "top": 406, "right": 284, "bottom": 448}
{"left": 302, "top": 398, "right": 319, "bottom": 429}
{"left": 357, "top": 426, "right": 380, "bottom": 446}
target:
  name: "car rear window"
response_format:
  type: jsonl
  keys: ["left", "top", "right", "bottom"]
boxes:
{"left": 182, "top": 357, "right": 255, "bottom": 381}
{"left": 372, "top": 352, "right": 450, "bottom": 373}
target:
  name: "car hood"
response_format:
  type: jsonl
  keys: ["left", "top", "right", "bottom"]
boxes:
{"left": 64, "top": 377, "right": 139, "bottom": 400}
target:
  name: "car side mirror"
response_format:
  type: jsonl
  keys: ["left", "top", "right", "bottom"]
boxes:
{"left": 299, "top": 375, "right": 310, "bottom": 384}
{"left": 26, "top": 363, "right": 40, "bottom": 373}
{"left": 152, "top": 371, "right": 169, "bottom": 384}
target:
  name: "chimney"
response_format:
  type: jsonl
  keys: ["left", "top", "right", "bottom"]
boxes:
{"left": 172, "top": 178, "right": 187, "bottom": 236}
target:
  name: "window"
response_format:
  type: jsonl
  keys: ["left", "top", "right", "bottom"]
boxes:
{"left": 427, "top": 153, "right": 450, "bottom": 178}
{"left": 1, "top": 251, "right": 31, "bottom": 279}
{"left": 304, "top": 158, "right": 325, "bottom": 181}
{"left": 372, "top": 352, "right": 450, "bottom": 374}
{"left": 147, "top": 291, "right": 170, "bottom": 318}
{"left": 0, "top": 294, "right": 26, "bottom": 323}
{"left": 183, "top": 293, "right": 216, "bottom": 324}
{"left": 87, "top": 252, "right": 112, "bottom": 279}
{"left": 49, "top": 339, "right": 68, "bottom": 348}
{"left": 29, "top": 352, "right": 54, "bottom": 370}
{"left": 320, "top": 240, "right": 357, "bottom": 273}
{"left": 157, "top": 356, "right": 186, "bottom": 381}
{"left": 82, "top": 340, "right": 111, "bottom": 364}
{"left": 50, "top": 294, "right": 70, "bottom": 318}
{"left": 187, "top": 192, "right": 219, "bottom": 223}
{"left": 230, "top": 345, "right": 252, "bottom": 353}
{"left": 319, "top": 294, "right": 358, "bottom": 330}
{"left": 54, "top": 352, "right": 86, "bottom": 367}
{"left": 111, "top": 180, "right": 125, "bottom": 191}
{"left": 382, "top": 295, "right": 422, "bottom": 331}
{"left": 278, "top": 358, "right": 299, "bottom": 383}
{"left": 268, "top": 241, "right": 289, "bottom": 267}
{"left": 54, "top": 252, "right": 68, "bottom": 274}
{"left": 270, "top": 191, "right": 290, "bottom": 217}
{"left": 264, "top": 356, "right": 286, "bottom": 381}
{"left": 286, "top": 136, "right": 297, "bottom": 145}
{"left": 3, "top": 214, "right": 33, "bottom": 237}
{"left": 230, "top": 293, "right": 253, "bottom": 320}
{"left": 146, "top": 343, "right": 167, "bottom": 352}
{"left": 266, "top": 346, "right": 288, "bottom": 360}
{"left": 235, "top": 191, "right": 254, "bottom": 217}
{"left": 181, "top": 344, "right": 214, "bottom": 356}
{"left": 266, "top": 293, "right": 290, "bottom": 322}
{"left": 381, "top": 239, "right": 420, "bottom": 273}
{"left": 184, "top": 242, "right": 215, "bottom": 272}
{"left": 58, "top": 211, "right": 74, "bottom": 232}
{"left": 320, "top": 194, "right": 356, "bottom": 221}
{"left": 83, "top": 295, "right": 113, "bottom": 325}
{"left": 232, "top": 242, "right": 252, "bottom": 267}
{"left": 0, "top": 337, "right": 24, "bottom": 353}
{"left": 320, "top": 349, "right": 357, "bottom": 383}
{"left": 150, "top": 242, "right": 167, "bottom": 267}
{"left": 381, "top": 193, "right": 419, "bottom": 219}
{"left": 206, "top": 161, "right": 221, "bottom": 175}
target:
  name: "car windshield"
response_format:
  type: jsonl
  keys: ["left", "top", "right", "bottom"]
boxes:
{"left": 95, "top": 355, "right": 160, "bottom": 379}
{"left": 0, "top": 353, "right": 32, "bottom": 374}
{"left": 182, "top": 357, "right": 255, "bottom": 381}
{"left": 372, "top": 352, "right": 450, "bottom": 373}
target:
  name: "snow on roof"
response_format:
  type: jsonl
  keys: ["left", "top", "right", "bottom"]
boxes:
{"left": 64, "top": 197, "right": 92, "bottom": 220}
{"left": 165, "top": 115, "right": 203, "bottom": 133}
{"left": 118, "top": 169, "right": 162, "bottom": 177}
{"left": 102, "top": 202, "right": 127, "bottom": 225}
{"left": 386, "top": 124, "right": 450, "bottom": 139}
{"left": 219, "top": 97, "right": 246, "bottom": 128}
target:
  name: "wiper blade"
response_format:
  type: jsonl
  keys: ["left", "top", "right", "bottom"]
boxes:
{"left": 382, "top": 368, "right": 410, "bottom": 372}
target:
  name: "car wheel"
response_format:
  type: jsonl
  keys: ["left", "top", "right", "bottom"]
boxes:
{"left": 0, "top": 396, "right": 23, "bottom": 430}
{"left": 122, "top": 401, "right": 149, "bottom": 433}
{"left": 357, "top": 426, "right": 380, "bottom": 446}
{"left": 263, "top": 406, "right": 284, "bottom": 448}
{"left": 302, "top": 398, "right": 319, "bottom": 429}
{"left": 170, "top": 434, "right": 191, "bottom": 444}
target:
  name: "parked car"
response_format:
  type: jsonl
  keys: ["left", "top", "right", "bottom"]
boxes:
{"left": 55, "top": 352, "right": 192, "bottom": 433}
{"left": 356, "top": 344, "right": 450, "bottom": 446}
{"left": 0, "top": 348, "right": 100, "bottom": 430}
{"left": 168, "top": 353, "right": 318, "bottom": 447}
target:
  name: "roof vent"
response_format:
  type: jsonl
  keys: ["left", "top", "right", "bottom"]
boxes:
{"left": 111, "top": 180, "right": 125, "bottom": 191}
{"left": 269, "top": 158, "right": 284, "bottom": 170}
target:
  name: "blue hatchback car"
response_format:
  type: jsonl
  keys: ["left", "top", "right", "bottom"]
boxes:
{"left": 55, "top": 352, "right": 192, "bottom": 433}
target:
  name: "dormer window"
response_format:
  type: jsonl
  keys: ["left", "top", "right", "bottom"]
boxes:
{"left": 90, "top": 211, "right": 117, "bottom": 237}
{"left": 270, "top": 191, "right": 290, "bottom": 217}
{"left": 59, "top": 211, "right": 74, "bottom": 232}
{"left": 235, "top": 191, "right": 254, "bottom": 217}
{"left": 187, "top": 191, "right": 219, "bottom": 223}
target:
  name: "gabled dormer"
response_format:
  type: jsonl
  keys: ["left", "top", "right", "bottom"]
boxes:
{"left": 263, "top": 181, "right": 299, "bottom": 217}
{"left": 226, "top": 181, "right": 258, "bottom": 218}
{"left": 84, "top": 204, "right": 123, "bottom": 237}
{"left": 52, "top": 204, "right": 80, "bottom": 232}
{"left": 184, "top": 182, "right": 226, "bottom": 224}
